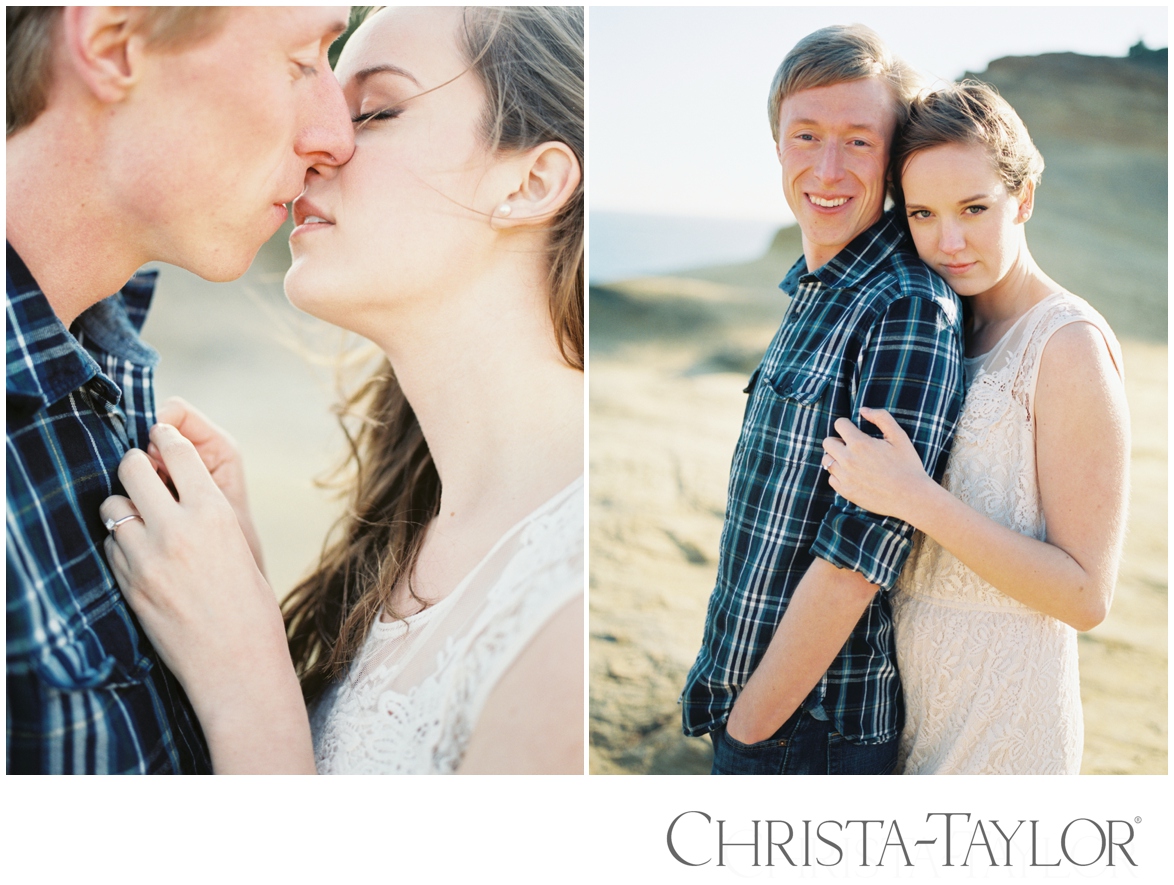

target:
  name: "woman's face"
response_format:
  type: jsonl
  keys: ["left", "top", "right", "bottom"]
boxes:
{"left": 285, "top": 7, "right": 501, "bottom": 331}
{"left": 900, "top": 142, "right": 1032, "bottom": 298}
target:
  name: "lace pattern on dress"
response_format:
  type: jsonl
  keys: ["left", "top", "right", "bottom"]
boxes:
{"left": 310, "top": 477, "right": 584, "bottom": 774}
{"left": 893, "top": 293, "right": 1122, "bottom": 773}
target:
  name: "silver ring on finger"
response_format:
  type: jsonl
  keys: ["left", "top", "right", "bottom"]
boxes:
{"left": 822, "top": 455, "right": 836, "bottom": 471}
{"left": 104, "top": 514, "right": 144, "bottom": 535}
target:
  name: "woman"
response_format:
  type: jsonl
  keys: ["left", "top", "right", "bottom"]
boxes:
{"left": 820, "top": 82, "right": 1129, "bottom": 774}
{"left": 98, "top": 6, "right": 584, "bottom": 774}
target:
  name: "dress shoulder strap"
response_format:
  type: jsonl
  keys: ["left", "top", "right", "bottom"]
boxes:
{"left": 1015, "top": 293, "right": 1124, "bottom": 425}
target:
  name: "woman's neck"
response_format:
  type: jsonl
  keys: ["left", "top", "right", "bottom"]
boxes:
{"left": 964, "top": 240, "right": 1062, "bottom": 356}
{"left": 366, "top": 257, "right": 583, "bottom": 527}
{"left": 968, "top": 242, "right": 1060, "bottom": 328}
{"left": 367, "top": 254, "right": 582, "bottom": 613}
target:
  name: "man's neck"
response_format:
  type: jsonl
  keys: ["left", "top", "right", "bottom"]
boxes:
{"left": 801, "top": 243, "right": 835, "bottom": 274}
{"left": 800, "top": 211, "right": 886, "bottom": 274}
{"left": 6, "top": 118, "right": 148, "bottom": 328}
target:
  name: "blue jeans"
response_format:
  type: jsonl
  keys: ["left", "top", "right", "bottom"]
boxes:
{"left": 710, "top": 709, "right": 897, "bottom": 775}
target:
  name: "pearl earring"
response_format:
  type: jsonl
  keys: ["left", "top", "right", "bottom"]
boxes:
{"left": 497, "top": 203, "right": 512, "bottom": 217}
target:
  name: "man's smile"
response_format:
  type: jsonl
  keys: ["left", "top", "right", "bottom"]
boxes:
{"left": 807, "top": 194, "right": 851, "bottom": 209}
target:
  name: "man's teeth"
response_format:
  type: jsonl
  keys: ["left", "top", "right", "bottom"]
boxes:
{"left": 305, "top": 216, "right": 329, "bottom": 224}
{"left": 809, "top": 196, "right": 848, "bottom": 208}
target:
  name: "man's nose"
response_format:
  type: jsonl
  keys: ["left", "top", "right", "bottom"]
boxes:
{"left": 295, "top": 68, "right": 356, "bottom": 170}
{"left": 814, "top": 142, "right": 844, "bottom": 184}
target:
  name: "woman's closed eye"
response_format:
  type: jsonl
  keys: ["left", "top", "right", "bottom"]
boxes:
{"left": 352, "top": 107, "right": 404, "bottom": 129}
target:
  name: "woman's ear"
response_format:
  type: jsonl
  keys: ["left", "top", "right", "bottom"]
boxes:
{"left": 1015, "top": 179, "right": 1036, "bottom": 224}
{"left": 494, "top": 141, "right": 581, "bottom": 228}
{"left": 62, "top": 6, "right": 146, "bottom": 104}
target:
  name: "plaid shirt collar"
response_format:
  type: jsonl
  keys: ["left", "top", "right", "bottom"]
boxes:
{"left": 6, "top": 241, "right": 159, "bottom": 413}
{"left": 782, "top": 210, "right": 908, "bottom": 294}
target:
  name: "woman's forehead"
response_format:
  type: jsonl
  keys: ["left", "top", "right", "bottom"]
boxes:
{"left": 903, "top": 142, "right": 1001, "bottom": 187}
{"left": 336, "top": 7, "right": 465, "bottom": 87}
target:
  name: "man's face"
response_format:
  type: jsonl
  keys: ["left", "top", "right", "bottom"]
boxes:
{"left": 115, "top": 7, "right": 355, "bottom": 281}
{"left": 775, "top": 77, "right": 898, "bottom": 271}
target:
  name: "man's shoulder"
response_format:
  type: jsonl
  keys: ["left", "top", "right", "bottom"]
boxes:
{"left": 864, "top": 240, "right": 955, "bottom": 300}
{"left": 854, "top": 241, "right": 961, "bottom": 328}
{"left": 815, "top": 214, "right": 960, "bottom": 325}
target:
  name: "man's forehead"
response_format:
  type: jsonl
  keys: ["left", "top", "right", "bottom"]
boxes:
{"left": 260, "top": 5, "right": 350, "bottom": 41}
{"left": 320, "top": 6, "right": 351, "bottom": 39}
{"left": 779, "top": 78, "right": 898, "bottom": 132}
{"left": 304, "top": 6, "right": 350, "bottom": 35}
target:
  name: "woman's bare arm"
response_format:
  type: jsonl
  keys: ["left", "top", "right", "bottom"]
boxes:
{"left": 824, "top": 321, "right": 1128, "bottom": 631}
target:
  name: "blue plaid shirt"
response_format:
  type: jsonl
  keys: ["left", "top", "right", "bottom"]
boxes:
{"left": 7, "top": 242, "right": 210, "bottom": 773}
{"left": 681, "top": 212, "right": 965, "bottom": 744}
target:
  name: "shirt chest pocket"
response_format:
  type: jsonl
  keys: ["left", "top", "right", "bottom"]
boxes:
{"left": 769, "top": 367, "right": 835, "bottom": 406}
{"left": 29, "top": 586, "right": 155, "bottom": 692}
{"left": 741, "top": 364, "right": 837, "bottom": 468}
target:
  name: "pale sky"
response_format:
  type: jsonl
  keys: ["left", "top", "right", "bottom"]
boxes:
{"left": 590, "top": 5, "right": 1169, "bottom": 223}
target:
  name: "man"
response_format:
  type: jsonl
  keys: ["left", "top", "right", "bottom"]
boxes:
{"left": 681, "top": 25, "right": 966, "bottom": 774}
{"left": 6, "top": 6, "right": 354, "bottom": 773}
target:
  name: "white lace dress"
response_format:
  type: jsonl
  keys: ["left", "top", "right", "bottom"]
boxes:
{"left": 892, "top": 293, "right": 1122, "bottom": 774}
{"left": 309, "top": 477, "right": 583, "bottom": 774}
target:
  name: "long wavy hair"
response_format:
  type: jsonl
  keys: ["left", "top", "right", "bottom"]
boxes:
{"left": 282, "top": 6, "right": 584, "bottom": 704}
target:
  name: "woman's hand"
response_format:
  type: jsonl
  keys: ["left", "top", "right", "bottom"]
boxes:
{"left": 101, "top": 423, "right": 314, "bottom": 773}
{"left": 821, "top": 406, "right": 936, "bottom": 525}
{"left": 148, "top": 397, "right": 265, "bottom": 575}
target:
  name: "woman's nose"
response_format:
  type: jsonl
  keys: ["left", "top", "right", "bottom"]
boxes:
{"left": 938, "top": 220, "right": 965, "bottom": 255}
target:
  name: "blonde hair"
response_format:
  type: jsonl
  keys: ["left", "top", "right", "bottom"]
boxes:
{"left": 766, "top": 23, "right": 921, "bottom": 142}
{"left": 892, "top": 80, "right": 1045, "bottom": 201}
{"left": 283, "top": 6, "right": 584, "bottom": 703}
{"left": 6, "top": 7, "right": 229, "bottom": 136}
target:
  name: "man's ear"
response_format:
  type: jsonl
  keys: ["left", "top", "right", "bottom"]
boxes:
{"left": 62, "top": 6, "right": 147, "bottom": 104}
{"left": 1015, "top": 179, "right": 1036, "bottom": 224}
{"left": 494, "top": 141, "right": 581, "bottom": 228}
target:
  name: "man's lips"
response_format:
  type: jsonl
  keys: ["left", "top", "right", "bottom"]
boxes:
{"left": 806, "top": 194, "right": 851, "bottom": 209}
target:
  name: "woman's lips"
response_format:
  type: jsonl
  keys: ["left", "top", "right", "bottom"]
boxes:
{"left": 290, "top": 217, "right": 334, "bottom": 237}
{"left": 290, "top": 196, "right": 336, "bottom": 237}
{"left": 941, "top": 262, "right": 976, "bottom": 274}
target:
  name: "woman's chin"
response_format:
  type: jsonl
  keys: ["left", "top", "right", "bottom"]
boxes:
{"left": 283, "top": 264, "right": 331, "bottom": 319}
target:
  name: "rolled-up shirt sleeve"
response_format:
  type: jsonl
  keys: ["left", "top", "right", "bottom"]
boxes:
{"left": 811, "top": 293, "right": 965, "bottom": 590}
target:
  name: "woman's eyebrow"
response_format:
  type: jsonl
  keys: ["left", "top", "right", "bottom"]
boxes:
{"left": 353, "top": 64, "right": 421, "bottom": 87}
